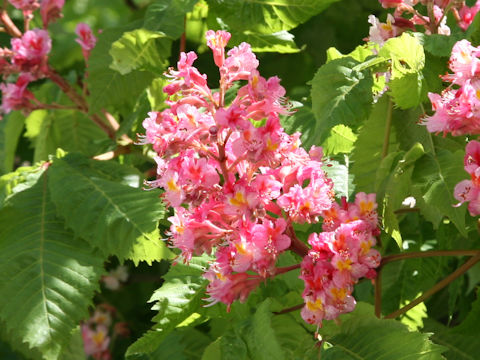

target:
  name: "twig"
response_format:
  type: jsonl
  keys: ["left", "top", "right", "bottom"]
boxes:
{"left": 381, "top": 249, "right": 480, "bottom": 266}
{"left": 273, "top": 303, "right": 304, "bottom": 315}
{"left": 274, "top": 263, "right": 301, "bottom": 276}
{"left": 287, "top": 225, "right": 309, "bottom": 257}
{"left": 0, "top": 10, "right": 21, "bottom": 37}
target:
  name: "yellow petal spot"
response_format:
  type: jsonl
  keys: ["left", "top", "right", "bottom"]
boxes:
{"left": 336, "top": 258, "right": 352, "bottom": 271}
{"left": 235, "top": 242, "right": 248, "bottom": 255}
{"left": 331, "top": 287, "right": 347, "bottom": 301}
{"left": 306, "top": 298, "right": 323, "bottom": 312}
{"left": 252, "top": 74, "right": 259, "bottom": 88}
{"left": 266, "top": 138, "right": 279, "bottom": 152}
{"left": 216, "top": 272, "right": 226, "bottom": 281}
{"left": 359, "top": 200, "right": 374, "bottom": 213}
{"left": 167, "top": 178, "right": 180, "bottom": 192}
{"left": 360, "top": 240, "right": 372, "bottom": 255}
{"left": 229, "top": 191, "right": 246, "bottom": 207}
{"left": 92, "top": 330, "right": 106, "bottom": 346}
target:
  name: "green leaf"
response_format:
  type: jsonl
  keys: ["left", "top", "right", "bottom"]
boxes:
{"left": 380, "top": 143, "right": 425, "bottom": 248}
{"left": 0, "top": 173, "right": 104, "bottom": 359}
{"left": 87, "top": 24, "right": 156, "bottom": 114}
{"left": 206, "top": 0, "right": 341, "bottom": 33}
{"left": 202, "top": 333, "right": 248, "bottom": 360}
{"left": 323, "top": 158, "right": 354, "bottom": 200}
{"left": 110, "top": 29, "right": 171, "bottom": 75}
{"left": 48, "top": 153, "right": 171, "bottom": 264}
{"left": 412, "top": 149, "right": 467, "bottom": 235}
{"left": 0, "top": 165, "right": 44, "bottom": 206}
{"left": 415, "top": 32, "right": 463, "bottom": 58}
{"left": 351, "top": 96, "right": 398, "bottom": 193}
{"left": 143, "top": 0, "right": 198, "bottom": 38}
{"left": 126, "top": 255, "right": 210, "bottom": 357}
{"left": 379, "top": 33, "right": 425, "bottom": 109}
{"left": 280, "top": 102, "right": 316, "bottom": 149}
{"left": 0, "top": 112, "right": 25, "bottom": 175}
{"left": 320, "top": 303, "right": 445, "bottom": 359}
{"left": 321, "top": 124, "right": 357, "bottom": 155}
{"left": 230, "top": 31, "right": 300, "bottom": 53}
{"left": 310, "top": 57, "right": 373, "bottom": 143}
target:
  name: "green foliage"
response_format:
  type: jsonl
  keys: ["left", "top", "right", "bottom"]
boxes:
{"left": 412, "top": 149, "right": 468, "bottom": 235}
{"left": 320, "top": 303, "right": 446, "bottom": 359}
{"left": 87, "top": 25, "right": 157, "bottom": 115}
{"left": 206, "top": 0, "right": 341, "bottom": 33}
{"left": 230, "top": 31, "right": 300, "bottom": 53}
{"left": 48, "top": 153, "right": 171, "bottom": 264}
{"left": 143, "top": 0, "right": 199, "bottom": 38}
{"left": 110, "top": 29, "right": 172, "bottom": 75}
{"left": 310, "top": 57, "right": 373, "bottom": 143}
{"left": 379, "top": 33, "right": 425, "bottom": 109}
{"left": 126, "top": 255, "right": 210, "bottom": 357}
{"left": 0, "top": 173, "right": 104, "bottom": 359}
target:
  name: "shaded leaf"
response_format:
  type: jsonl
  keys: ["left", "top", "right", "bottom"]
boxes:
{"left": 0, "top": 112, "right": 25, "bottom": 175}
{"left": 0, "top": 173, "right": 104, "bottom": 359}
{"left": 143, "top": 0, "right": 198, "bottom": 38}
{"left": 311, "top": 57, "right": 373, "bottom": 143}
{"left": 126, "top": 255, "right": 210, "bottom": 358}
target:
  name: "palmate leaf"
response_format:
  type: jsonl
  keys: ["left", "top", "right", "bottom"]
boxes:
{"left": 412, "top": 149, "right": 467, "bottom": 236}
{"left": 126, "top": 255, "right": 210, "bottom": 358}
{"left": 350, "top": 96, "right": 398, "bottom": 194}
{"left": 0, "top": 172, "right": 104, "bottom": 360}
{"left": 143, "top": 0, "right": 198, "bottom": 37}
{"left": 87, "top": 24, "right": 156, "bottom": 115}
{"left": 48, "top": 153, "right": 172, "bottom": 264}
{"left": 319, "top": 303, "right": 445, "bottom": 359}
{"left": 310, "top": 56, "right": 373, "bottom": 144}
{"left": 109, "top": 29, "right": 171, "bottom": 75}
{"left": 206, "top": 0, "right": 341, "bottom": 34}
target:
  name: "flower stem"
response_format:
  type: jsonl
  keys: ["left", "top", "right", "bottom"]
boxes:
{"left": 0, "top": 10, "right": 21, "bottom": 37}
{"left": 274, "top": 263, "right": 301, "bottom": 276}
{"left": 384, "top": 251, "right": 480, "bottom": 319}
{"left": 287, "top": 225, "right": 309, "bottom": 257}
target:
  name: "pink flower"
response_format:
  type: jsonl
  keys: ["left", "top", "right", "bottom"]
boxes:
{"left": 379, "top": 0, "right": 404, "bottom": 8}
{"left": 40, "top": 0, "right": 64, "bottom": 27}
{"left": 81, "top": 324, "right": 110, "bottom": 358}
{"left": 205, "top": 30, "right": 231, "bottom": 67}
{"left": 224, "top": 42, "right": 259, "bottom": 82}
{"left": 0, "top": 73, "right": 35, "bottom": 113}
{"left": 75, "top": 23, "right": 97, "bottom": 61}
{"left": 11, "top": 29, "right": 51, "bottom": 71}
{"left": 458, "top": 1, "right": 480, "bottom": 31}
{"left": 367, "top": 14, "right": 400, "bottom": 46}
{"left": 8, "top": 0, "right": 38, "bottom": 11}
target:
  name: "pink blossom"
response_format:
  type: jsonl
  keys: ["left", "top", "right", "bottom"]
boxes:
{"left": 40, "top": 0, "right": 64, "bottom": 27}
{"left": 81, "top": 324, "right": 110, "bottom": 358}
{"left": 367, "top": 14, "right": 399, "bottom": 46}
{"left": 224, "top": 42, "right": 259, "bottom": 82}
{"left": 205, "top": 30, "right": 231, "bottom": 67}
{"left": 458, "top": 1, "right": 480, "bottom": 31}
{"left": 379, "top": 0, "right": 404, "bottom": 8}
{"left": 0, "top": 73, "right": 35, "bottom": 113}
{"left": 8, "top": 0, "right": 38, "bottom": 11}
{"left": 75, "top": 23, "right": 97, "bottom": 61}
{"left": 11, "top": 29, "right": 51, "bottom": 71}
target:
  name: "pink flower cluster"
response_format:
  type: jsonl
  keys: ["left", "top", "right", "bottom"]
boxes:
{"left": 300, "top": 194, "right": 381, "bottom": 326}
{"left": 369, "top": 1, "right": 480, "bottom": 46}
{"left": 140, "top": 30, "right": 380, "bottom": 322}
{"left": 0, "top": 1, "right": 96, "bottom": 114}
{"left": 423, "top": 40, "right": 480, "bottom": 136}
{"left": 454, "top": 140, "right": 480, "bottom": 216}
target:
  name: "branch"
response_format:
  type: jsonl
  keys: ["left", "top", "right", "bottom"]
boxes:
{"left": 287, "top": 225, "right": 309, "bottom": 257}
{"left": 384, "top": 251, "right": 480, "bottom": 319}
